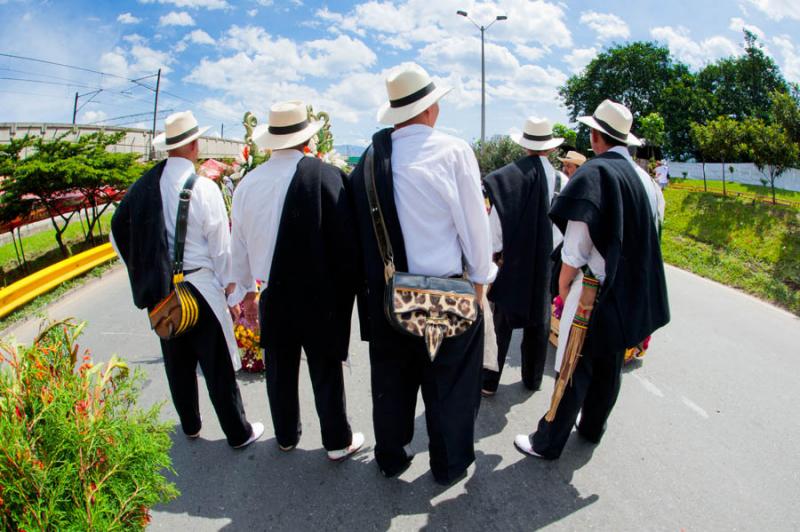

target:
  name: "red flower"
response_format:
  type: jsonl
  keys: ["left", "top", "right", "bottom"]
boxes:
{"left": 303, "top": 145, "right": 311, "bottom": 154}
{"left": 14, "top": 405, "right": 22, "bottom": 419}
{"left": 242, "top": 145, "right": 250, "bottom": 161}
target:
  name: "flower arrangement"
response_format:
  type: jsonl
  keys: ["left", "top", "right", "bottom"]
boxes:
{"left": 0, "top": 319, "right": 177, "bottom": 530}
{"left": 234, "top": 313, "right": 263, "bottom": 373}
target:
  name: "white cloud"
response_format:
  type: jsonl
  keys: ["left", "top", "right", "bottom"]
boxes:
{"left": 81, "top": 110, "right": 108, "bottom": 124}
{"left": 728, "top": 17, "right": 765, "bottom": 40}
{"left": 159, "top": 11, "right": 196, "bottom": 27}
{"left": 117, "top": 12, "right": 141, "bottom": 24}
{"left": 580, "top": 11, "right": 630, "bottom": 42}
{"left": 514, "top": 44, "right": 546, "bottom": 62}
{"left": 140, "top": 0, "right": 230, "bottom": 9}
{"left": 418, "top": 35, "right": 521, "bottom": 80}
{"left": 772, "top": 35, "right": 800, "bottom": 83}
{"left": 100, "top": 42, "right": 175, "bottom": 81}
{"left": 650, "top": 26, "right": 739, "bottom": 69}
{"left": 745, "top": 0, "right": 800, "bottom": 21}
{"left": 188, "top": 29, "right": 214, "bottom": 45}
{"left": 316, "top": 0, "right": 572, "bottom": 50}
{"left": 564, "top": 47, "right": 597, "bottom": 74}
{"left": 247, "top": 8, "right": 258, "bottom": 16}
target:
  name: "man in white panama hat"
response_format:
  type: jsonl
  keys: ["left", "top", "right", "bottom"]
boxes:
{"left": 227, "top": 100, "right": 364, "bottom": 461}
{"left": 514, "top": 99, "right": 670, "bottom": 460}
{"left": 481, "top": 117, "right": 564, "bottom": 398}
{"left": 348, "top": 63, "right": 496, "bottom": 485}
{"left": 111, "top": 110, "right": 263, "bottom": 449}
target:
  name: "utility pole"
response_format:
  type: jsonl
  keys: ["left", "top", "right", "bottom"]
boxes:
{"left": 221, "top": 123, "right": 224, "bottom": 138}
{"left": 456, "top": 11, "right": 507, "bottom": 144}
{"left": 72, "top": 92, "right": 78, "bottom": 124}
{"left": 480, "top": 26, "right": 485, "bottom": 144}
{"left": 150, "top": 68, "right": 161, "bottom": 160}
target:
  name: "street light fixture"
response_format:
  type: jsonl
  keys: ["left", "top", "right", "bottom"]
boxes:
{"left": 457, "top": 10, "right": 508, "bottom": 143}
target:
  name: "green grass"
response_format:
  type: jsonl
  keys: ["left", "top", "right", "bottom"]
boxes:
{"left": 0, "top": 259, "right": 120, "bottom": 333}
{"left": 670, "top": 178, "right": 800, "bottom": 203}
{"left": 1, "top": 212, "right": 113, "bottom": 286}
{"left": 662, "top": 187, "right": 800, "bottom": 315}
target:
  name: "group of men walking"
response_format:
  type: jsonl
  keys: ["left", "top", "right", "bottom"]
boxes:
{"left": 111, "top": 62, "right": 670, "bottom": 486}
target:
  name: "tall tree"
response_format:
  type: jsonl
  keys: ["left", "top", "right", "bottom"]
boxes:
{"left": 697, "top": 31, "right": 789, "bottom": 121}
{"left": 559, "top": 41, "right": 694, "bottom": 159}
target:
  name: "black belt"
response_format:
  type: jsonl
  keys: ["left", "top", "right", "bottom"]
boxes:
{"left": 183, "top": 268, "right": 201, "bottom": 275}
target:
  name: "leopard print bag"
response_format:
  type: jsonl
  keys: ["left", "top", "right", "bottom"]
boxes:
{"left": 364, "top": 146, "right": 479, "bottom": 360}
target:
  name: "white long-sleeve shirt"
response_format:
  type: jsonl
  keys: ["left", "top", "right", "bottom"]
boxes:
{"left": 391, "top": 124, "right": 496, "bottom": 284}
{"left": 227, "top": 149, "right": 303, "bottom": 306}
{"left": 157, "top": 156, "right": 232, "bottom": 288}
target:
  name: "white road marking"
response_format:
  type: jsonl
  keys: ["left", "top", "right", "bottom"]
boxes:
{"left": 681, "top": 396, "right": 710, "bottom": 419}
{"left": 632, "top": 373, "right": 664, "bottom": 397}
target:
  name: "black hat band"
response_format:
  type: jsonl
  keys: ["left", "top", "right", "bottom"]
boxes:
{"left": 593, "top": 115, "right": 628, "bottom": 141}
{"left": 523, "top": 132, "right": 553, "bottom": 142}
{"left": 268, "top": 119, "right": 310, "bottom": 135}
{"left": 390, "top": 82, "right": 436, "bottom": 108}
{"left": 166, "top": 125, "right": 200, "bottom": 145}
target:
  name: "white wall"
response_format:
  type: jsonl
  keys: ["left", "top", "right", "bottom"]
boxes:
{"left": 667, "top": 161, "right": 800, "bottom": 192}
{"left": 0, "top": 122, "right": 246, "bottom": 160}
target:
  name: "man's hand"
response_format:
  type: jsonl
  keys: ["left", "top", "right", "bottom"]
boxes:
{"left": 229, "top": 304, "right": 241, "bottom": 321}
{"left": 474, "top": 283, "right": 485, "bottom": 310}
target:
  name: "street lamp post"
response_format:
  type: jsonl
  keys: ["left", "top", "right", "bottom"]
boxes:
{"left": 457, "top": 10, "right": 507, "bottom": 144}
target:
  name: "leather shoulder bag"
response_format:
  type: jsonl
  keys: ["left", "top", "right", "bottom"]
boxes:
{"left": 148, "top": 174, "right": 201, "bottom": 340}
{"left": 363, "top": 146, "right": 479, "bottom": 360}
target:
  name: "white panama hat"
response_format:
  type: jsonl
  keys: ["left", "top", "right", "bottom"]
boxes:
{"left": 557, "top": 150, "right": 587, "bottom": 166}
{"left": 377, "top": 64, "right": 452, "bottom": 125}
{"left": 152, "top": 110, "right": 209, "bottom": 151}
{"left": 577, "top": 99, "right": 642, "bottom": 147}
{"left": 253, "top": 100, "right": 324, "bottom": 151}
{"left": 512, "top": 117, "right": 564, "bottom": 151}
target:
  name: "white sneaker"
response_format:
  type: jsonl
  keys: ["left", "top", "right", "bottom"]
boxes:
{"left": 327, "top": 432, "right": 365, "bottom": 462}
{"left": 513, "top": 434, "right": 544, "bottom": 458}
{"left": 234, "top": 422, "right": 264, "bottom": 449}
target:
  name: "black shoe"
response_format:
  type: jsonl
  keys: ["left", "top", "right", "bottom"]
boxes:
{"left": 379, "top": 455, "right": 413, "bottom": 478}
{"left": 433, "top": 468, "right": 468, "bottom": 486}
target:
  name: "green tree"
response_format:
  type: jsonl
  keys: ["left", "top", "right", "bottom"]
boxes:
{"left": 559, "top": 42, "right": 692, "bottom": 157}
{"left": 639, "top": 112, "right": 667, "bottom": 149}
{"left": 1, "top": 132, "right": 141, "bottom": 256}
{"left": 769, "top": 88, "right": 800, "bottom": 143}
{"left": 744, "top": 118, "right": 799, "bottom": 204}
{"left": 697, "top": 31, "right": 789, "bottom": 121}
{"left": 690, "top": 116, "right": 748, "bottom": 196}
{"left": 552, "top": 123, "right": 577, "bottom": 148}
{"left": 472, "top": 135, "right": 526, "bottom": 177}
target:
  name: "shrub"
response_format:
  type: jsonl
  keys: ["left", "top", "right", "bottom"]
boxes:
{"left": 472, "top": 135, "right": 526, "bottom": 177}
{"left": 0, "top": 319, "right": 178, "bottom": 530}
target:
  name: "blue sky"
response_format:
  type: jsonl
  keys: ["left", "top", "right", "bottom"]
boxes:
{"left": 1, "top": 0, "right": 798, "bottom": 147}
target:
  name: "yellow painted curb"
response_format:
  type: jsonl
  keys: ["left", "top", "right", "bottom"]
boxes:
{"left": 0, "top": 243, "right": 118, "bottom": 318}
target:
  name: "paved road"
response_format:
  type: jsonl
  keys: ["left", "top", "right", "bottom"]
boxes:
{"left": 4, "top": 265, "right": 800, "bottom": 531}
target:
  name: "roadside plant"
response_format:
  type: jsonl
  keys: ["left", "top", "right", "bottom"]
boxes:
{"left": 0, "top": 319, "right": 178, "bottom": 530}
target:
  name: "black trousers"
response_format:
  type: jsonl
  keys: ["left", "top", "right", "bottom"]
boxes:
{"left": 264, "top": 331, "right": 353, "bottom": 452}
{"left": 482, "top": 305, "right": 548, "bottom": 392}
{"left": 160, "top": 287, "right": 252, "bottom": 447}
{"left": 531, "top": 347, "right": 625, "bottom": 459}
{"left": 369, "top": 314, "right": 484, "bottom": 484}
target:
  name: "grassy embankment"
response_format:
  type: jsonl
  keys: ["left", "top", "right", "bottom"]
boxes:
{"left": 662, "top": 184, "right": 800, "bottom": 316}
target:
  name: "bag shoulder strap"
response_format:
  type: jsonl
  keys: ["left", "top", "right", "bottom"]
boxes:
{"left": 363, "top": 146, "right": 396, "bottom": 282}
{"left": 172, "top": 173, "right": 199, "bottom": 281}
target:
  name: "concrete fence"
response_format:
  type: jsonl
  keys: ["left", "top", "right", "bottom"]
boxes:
{"left": 667, "top": 162, "right": 800, "bottom": 192}
{"left": 0, "top": 122, "right": 246, "bottom": 160}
